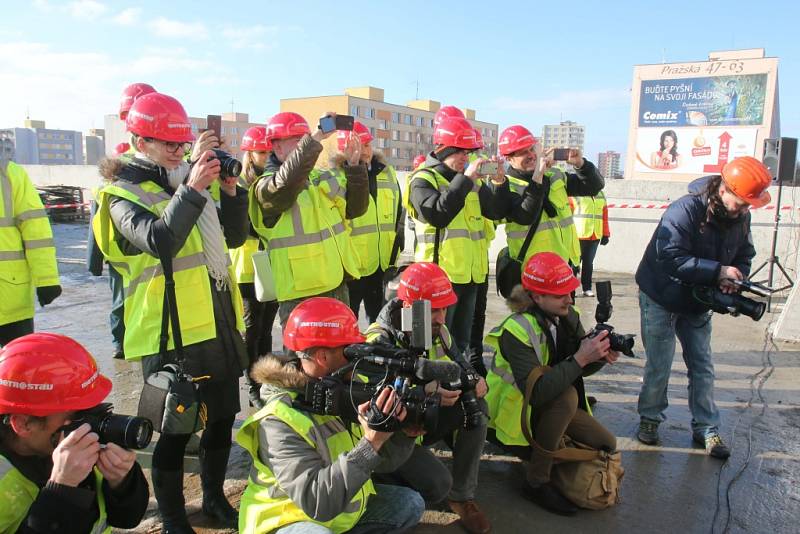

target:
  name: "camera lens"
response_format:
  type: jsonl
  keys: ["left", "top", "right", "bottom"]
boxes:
{"left": 98, "top": 415, "right": 154, "bottom": 450}
{"left": 211, "top": 149, "right": 243, "bottom": 179}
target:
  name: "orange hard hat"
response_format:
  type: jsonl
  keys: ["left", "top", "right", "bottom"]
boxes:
{"left": 283, "top": 298, "right": 365, "bottom": 351}
{"left": 0, "top": 333, "right": 112, "bottom": 416}
{"left": 397, "top": 262, "right": 458, "bottom": 309}
{"left": 721, "top": 156, "right": 772, "bottom": 208}
{"left": 522, "top": 252, "right": 580, "bottom": 295}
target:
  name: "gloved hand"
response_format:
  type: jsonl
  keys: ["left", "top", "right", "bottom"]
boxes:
{"left": 600, "top": 236, "right": 610, "bottom": 246}
{"left": 37, "top": 285, "right": 62, "bottom": 306}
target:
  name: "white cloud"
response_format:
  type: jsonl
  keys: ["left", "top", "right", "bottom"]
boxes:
{"left": 112, "top": 7, "right": 140, "bottom": 26}
{"left": 148, "top": 17, "right": 208, "bottom": 39}
{"left": 67, "top": 0, "right": 107, "bottom": 20}
{"left": 492, "top": 87, "right": 631, "bottom": 114}
{"left": 222, "top": 25, "right": 273, "bottom": 50}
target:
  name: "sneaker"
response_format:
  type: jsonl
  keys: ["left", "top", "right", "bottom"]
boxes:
{"left": 112, "top": 348, "right": 125, "bottom": 360}
{"left": 582, "top": 290, "right": 595, "bottom": 297}
{"left": 694, "top": 433, "right": 731, "bottom": 459}
{"left": 447, "top": 500, "right": 491, "bottom": 534}
{"left": 637, "top": 421, "right": 660, "bottom": 445}
{"left": 525, "top": 483, "right": 577, "bottom": 516}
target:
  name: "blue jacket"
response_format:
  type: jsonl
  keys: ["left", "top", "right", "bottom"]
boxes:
{"left": 635, "top": 176, "right": 756, "bottom": 314}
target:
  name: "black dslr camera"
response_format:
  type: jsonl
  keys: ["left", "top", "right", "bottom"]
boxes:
{"left": 587, "top": 281, "right": 636, "bottom": 357}
{"left": 209, "top": 149, "right": 242, "bottom": 180}
{"left": 60, "top": 403, "right": 153, "bottom": 450}
{"left": 692, "top": 279, "right": 770, "bottom": 321}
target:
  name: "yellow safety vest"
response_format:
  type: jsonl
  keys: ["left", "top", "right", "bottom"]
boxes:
{"left": 572, "top": 191, "right": 606, "bottom": 240}
{"left": 236, "top": 391, "right": 375, "bottom": 534}
{"left": 0, "top": 454, "right": 110, "bottom": 534}
{"left": 483, "top": 309, "right": 590, "bottom": 446}
{"left": 229, "top": 175, "right": 259, "bottom": 285}
{"left": 334, "top": 165, "right": 401, "bottom": 276}
{"left": 0, "top": 161, "right": 59, "bottom": 326}
{"left": 93, "top": 179, "right": 244, "bottom": 359}
{"left": 404, "top": 168, "right": 488, "bottom": 284}
{"left": 505, "top": 168, "right": 581, "bottom": 265}
{"left": 248, "top": 169, "right": 361, "bottom": 302}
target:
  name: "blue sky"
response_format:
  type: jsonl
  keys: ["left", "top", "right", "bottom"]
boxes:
{"left": 1, "top": 0, "right": 798, "bottom": 165}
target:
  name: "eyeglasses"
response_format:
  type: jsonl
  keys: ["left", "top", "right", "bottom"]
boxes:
{"left": 144, "top": 138, "right": 192, "bottom": 154}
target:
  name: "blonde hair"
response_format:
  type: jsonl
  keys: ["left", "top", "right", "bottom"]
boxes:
{"left": 242, "top": 151, "right": 262, "bottom": 185}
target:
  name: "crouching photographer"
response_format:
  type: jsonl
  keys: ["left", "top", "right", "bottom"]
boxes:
{"left": 364, "top": 262, "right": 491, "bottom": 534}
{"left": 236, "top": 297, "right": 424, "bottom": 534}
{"left": 0, "top": 334, "right": 149, "bottom": 533}
{"left": 635, "top": 157, "right": 772, "bottom": 458}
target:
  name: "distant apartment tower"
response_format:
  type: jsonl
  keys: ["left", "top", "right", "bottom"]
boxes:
{"left": 541, "top": 120, "right": 585, "bottom": 152}
{"left": 597, "top": 150, "right": 622, "bottom": 179}
{"left": 84, "top": 128, "right": 105, "bottom": 165}
{"left": 104, "top": 112, "right": 262, "bottom": 157}
{"left": 281, "top": 86, "right": 499, "bottom": 170}
{"left": 0, "top": 120, "right": 84, "bottom": 165}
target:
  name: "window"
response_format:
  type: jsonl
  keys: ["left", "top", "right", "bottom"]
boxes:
{"left": 350, "top": 104, "right": 359, "bottom": 116}
{"left": 403, "top": 114, "right": 412, "bottom": 125}
{"left": 429, "top": 119, "right": 435, "bottom": 128}
{"left": 403, "top": 131, "right": 412, "bottom": 142}
{"left": 378, "top": 119, "right": 387, "bottom": 129}
{"left": 376, "top": 138, "right": 387, "bottom": 148}
{"left": 416, "top": 116, "right": 424, "bottom": 127}
{"left": 360, "top": 107, "right": 374, "bottom": 119}
{"left": 391, "top": 148, "right": 399, "bottom": 157}
{"left": 369, "top": 127, "right": 376, "bottom": 136}
{"left": 392, "top": 130, "right": 400, "bottom": 141}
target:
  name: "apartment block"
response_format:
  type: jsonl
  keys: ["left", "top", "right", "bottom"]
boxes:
{"left": 597, "top": 150, "right": 622, "bottom": 179}
{"left": 541, "top": 120, "right": 585, "bottom": 152}
{"left": 0, "top": 121, "right": 84, "bottom": 165}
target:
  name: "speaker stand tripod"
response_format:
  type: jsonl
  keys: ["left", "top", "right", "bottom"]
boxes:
{"left": 748, "top": 176, "right": 795, "bottom": 312}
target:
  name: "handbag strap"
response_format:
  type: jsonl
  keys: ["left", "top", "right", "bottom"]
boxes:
{"left": 155, "top": 239, "right": 185, "bottom": 367}
{"left": 432, "top": 228, "right": 440, "bottom": 265}
{"left": 516, "top": 196, "right": 545, "bottom": 262}
{"left": 521, "top": 365, "right": 601, "bottom": 463}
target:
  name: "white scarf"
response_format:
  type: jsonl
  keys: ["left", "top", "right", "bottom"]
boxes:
{"left": 138, "top": 153, "right": 232, "bottom": 291}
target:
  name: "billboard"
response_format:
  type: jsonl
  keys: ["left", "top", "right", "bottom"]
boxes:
{"left": 625, "top": 51, "right": 779, "bottom": 182}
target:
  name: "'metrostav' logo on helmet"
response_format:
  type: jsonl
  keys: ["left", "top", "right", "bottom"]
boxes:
{"left": 167, "top": 122, "right": 191, "bottom": 130}
{"left": 0, "top": 378, "right": 54, "bottom": 391}
{"left": 81, "top": 370, "right": 100, "bottom": 389}
{"left": 128, "top": 109, "right": 154, "bottom": 122}
{"left": 299, "top": 321, "right": 341, "bottom": 329}
{"left": 523, "top": 272, "right": 545, "bottom": 283}
{"left": 399, "top": 279, "right": 420, "bottom": 292}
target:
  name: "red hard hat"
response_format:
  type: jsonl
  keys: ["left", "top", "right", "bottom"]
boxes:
{"left": 336, "top": 121, "right": 373, "bottom": 151}
{"left": 433, "top": 105, "right": 465, "bottom": 128}
{"left": 114, "top": 142, "right": 130, "bottom": 156}
{"left": 126, "top": 93, "right": 195, "bottom": 143}
{"left": 0, "top": 333, "right": 112, "bottom": 416}
{"left": 522, "top": 252, "right": 580, "bottom": 295}
{"left": 412, "top": 154, "right": 426, "bottom": 169}
{"left": 721, "top": 156, "right": 772, "bottom": 208}
{"left": 283, "top": 297, "right": 365, "bottom": 351}
{"left": 498, "top": 125, "right": 536, "bottom": 156}
{"left": 119, "top": 82, "right": 156, "bottom": 120}
{"left": 241, "top": 126, "right": 270, "bottom": 152}
{"left": 397, "top": 262, "right": 458, "bottom": 309}
{"left": 433, "top": 117, "right": 482, "bottom": 150}
{"left": 266, "top": 112, "right": 311, "bottom": 142}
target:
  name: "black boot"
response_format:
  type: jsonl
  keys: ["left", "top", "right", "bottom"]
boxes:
{"left": 151, "top": 468, "right": 196, "bottom": 534}
{"left": 525, "top": 482, "right": 578, "bottom": 516}
{"left": 200, "top": 447, "right": 238, "bottom": 528}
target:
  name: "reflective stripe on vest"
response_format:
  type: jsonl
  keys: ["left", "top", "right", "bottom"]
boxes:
{"left": 236, "top": 391, "right": 374, "bottom": 533}
{"left": 93, "top": 179, "right": 243, "bottom": 358}
{"left": 248, "top": 169, "right": 361, "bottom": 302}
{"left": 505, "top": 168, "right": 580, "bottom": 265}
{"left": 0, "top": 455, "right": 110, "bottom": 533}
{"left": 405, "top": 169, "right": 488, "bottom": 284}
{"left": 341, "top": 165, "right": 401, "bottom": 275}
{"left": 572, "top": 191, "right": 606, "bottom": 240}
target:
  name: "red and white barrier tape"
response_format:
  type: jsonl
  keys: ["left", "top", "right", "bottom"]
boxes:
{"left": 607, "top": 203, "right": 799, "bottom": 211}
{"left": 45, "top": 202, "right": 90, "bottom": 209}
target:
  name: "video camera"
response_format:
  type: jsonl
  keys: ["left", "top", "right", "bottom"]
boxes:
{"left": 692, "top": 279, "right": 771, "bottom": 321}
{"left": 60, "top": 403, "right": 153, "bottom": 450}
{"left": 295, "top": 300, "right": 482, "bottom": 432}
{"left": 587, "top": 281, "right": 636, "bottom": 357}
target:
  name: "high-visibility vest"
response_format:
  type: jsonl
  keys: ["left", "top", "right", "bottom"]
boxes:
{"left": 572, "top": 191, "right": 607, "bottom": 240}
{"left": 236, "top": 391, "right": 375, "bottom": 534}
{"left": 0, "top": 454, "right": 111, "bottom": 533}
{"left": 0, "top": 161, "right": 59, "bottom": 326}
{"left": 334, "top": 165, "right": 401, "bottom": 276}
{"left": 248, "top": 169, "right": 361, "bottom": 302}
{"left": 229, "top": 175, "right": 259, "bottom": 285}
{"left": 505, "top": 168, "right": 581, "bottom": 265}
{"left": 483, "top": 309, "right": 591, "bottom": 446}
{"left": 404, "top": 168, "right": 488, "bottom": 284}
{"left": 93, "top": 179, "right": 244, "bottom": 359}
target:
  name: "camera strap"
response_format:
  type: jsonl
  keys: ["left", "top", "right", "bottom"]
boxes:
{"left": 156, "top": 238, "right": 186, "bottom": 369}
{"left": 433, "top": 228, "right": 440, "bottom": 265}
{"left": 517, "top": 189, "right": 546, "bottom": 263}
{"left": 388, "top": 187, "right": 404, "bottom": 267}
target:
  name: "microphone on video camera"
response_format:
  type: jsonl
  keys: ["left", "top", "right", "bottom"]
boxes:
{"left": 342, "top": 344, "right": 461, "bottom": 383}
{"left": 414, "top": 358, "right": 461, "bottom": 383}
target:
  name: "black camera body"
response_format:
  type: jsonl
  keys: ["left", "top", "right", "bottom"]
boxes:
{"left": 60, "top": 403, "right": 153, "bottom": 450}
{"left": 588, "top": 281, "right": 636, "bottom": 357}
{"left": 440, "top": 363, "right": 486, "bottom": 430}
{"left": 692, "top": 280, "right": 767, "bottom": 321}
{"left": 209, "top": 149, "right": 242, "bottom": 180}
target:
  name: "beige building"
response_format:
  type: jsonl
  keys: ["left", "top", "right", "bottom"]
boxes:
{"left": 104, "top": 112, "right": 262, "bottom": 158}
{"left": 280, "top": 86, "right": 499, "bottom": 170}
{"left": 541, "top": 120, "right": 586, "bottom": 152}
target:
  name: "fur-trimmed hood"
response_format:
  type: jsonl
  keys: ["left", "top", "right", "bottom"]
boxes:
{"left": 250, "top": 354, "right": 309, "bottom": 389}
{"left": 98, "top": 157, "right": 125, "bottom": 181}
{"left": 506, "top": 284, "right": 534, "bottom": 314}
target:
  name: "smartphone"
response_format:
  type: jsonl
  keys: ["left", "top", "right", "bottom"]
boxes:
{"left": 480, "top": 161, "right": 499, "bottom": 175}
{"left": 319, "top": 114, "right": 355, "bottom": 134}
{"left": 206, "top": 115, "right": 222, "bottom": 137}
{"left": 553, "top": 148, "right": 571, "bottom": 161}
